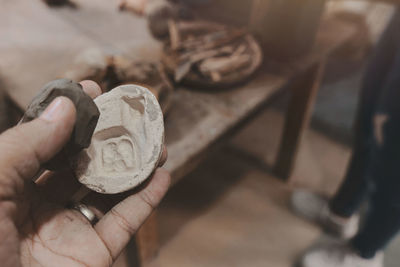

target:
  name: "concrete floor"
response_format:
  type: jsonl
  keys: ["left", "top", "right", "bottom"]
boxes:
{"left": 147, "top": 108, "right": 348, "bottom": 267}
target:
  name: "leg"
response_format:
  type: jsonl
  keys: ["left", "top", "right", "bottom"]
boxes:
{"left": 351, "top": 37, "right": 400, "bottom": 258}
{"left": 328, "top": 11, "right": 400, "bottom": 218}
{"left": 299, "top": 112, "right": 400, "bottom": 266}
{"left": 299, "top": 12, "right": 400, "bottom": 266}
{"left": 275, "top": 62, "right": 325, "bottom": 180}
{"left": 328, "top": 132, "right": 371, "bottom": 217}
{"left": 351, "top": 117, "right": 400, "bottom": 258}
{"left": 352, "top": 188, "right": 400, "bottom": 259}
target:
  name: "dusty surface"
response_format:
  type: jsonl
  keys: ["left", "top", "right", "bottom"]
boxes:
{"left": 146, "top": 108, "right": 349, "bottom": 267}
{"left": 0, "top": 0, "right": 161, "bottom": 110}
{"left": 73, "top": 84, "right": 164, "bottom": 194}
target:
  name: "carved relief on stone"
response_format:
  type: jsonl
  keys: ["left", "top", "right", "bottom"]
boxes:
{"left": 72, "top": 84, "right": 164, "bottom": 194}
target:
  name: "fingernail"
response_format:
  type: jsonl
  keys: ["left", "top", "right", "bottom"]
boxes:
{"left": 40, "top": 97, "right": 65, "bottom": 122}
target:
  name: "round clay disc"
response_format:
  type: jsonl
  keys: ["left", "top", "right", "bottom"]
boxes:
{"left": 72, "top": 84, "right": 165, "bottom": 194}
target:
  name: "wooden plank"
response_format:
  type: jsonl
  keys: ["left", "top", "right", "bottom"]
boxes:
{"left": 253, "top": 0, "right": 327, "bottom": 59}
{"left": 164, "top": 18, "right": 356, "bottom": 183}
{"left": 249, "top": 0, "right": 271, "bottom": 31}
{"left": 0, "top": 0, "right": 98, "bottom": 109}
{"left": 274, "top": 62, "right": 325, "bottom": 180}
{"left": 163, "top": 73, "right": 285, "bottom": 184}
{"left": 0, "top": 0, "right": 160, "bottom": 110}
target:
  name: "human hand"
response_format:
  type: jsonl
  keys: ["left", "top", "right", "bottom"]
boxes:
{"left": 0, "top": 81, "right": 170, "bottom": 267}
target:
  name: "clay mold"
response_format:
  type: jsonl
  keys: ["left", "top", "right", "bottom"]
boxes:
{"left": 72, "top": 84, "right": 165, "bottom": 194}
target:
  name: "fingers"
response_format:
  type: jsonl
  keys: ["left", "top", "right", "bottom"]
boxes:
{"left": 0, "top": 97, "right": 76, "bottom": 185}
{"left": 94, "top": 168, "right": 170, "bottom": 259}
{"left": 36, "top": 80, "right": 102, "bottom": 203}
{"left": 80, "top": 80, "right": 102, "bottom": 99}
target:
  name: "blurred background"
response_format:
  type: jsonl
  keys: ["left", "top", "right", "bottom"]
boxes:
{"left": 0, "top": 0, "right": 399, "bottom": 266}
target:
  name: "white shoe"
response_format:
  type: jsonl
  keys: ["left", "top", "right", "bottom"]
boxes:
{"left": 301, "top": 239, "right": 383, "bottom": 267}
{"left": 291, "top": 190, "right": 359, "bottom": 239}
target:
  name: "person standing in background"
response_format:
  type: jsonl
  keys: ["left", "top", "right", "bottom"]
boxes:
{"left": 293, "top": 6, "right": 400, "bottom": 267}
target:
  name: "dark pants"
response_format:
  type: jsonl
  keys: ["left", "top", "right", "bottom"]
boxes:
{"left": 328, "top": 10, "right": 400, "bottom": 259}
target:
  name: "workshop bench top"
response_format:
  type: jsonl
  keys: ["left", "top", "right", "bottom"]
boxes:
{"left": 0, "top": 0, "right": 355, "bottom": 183}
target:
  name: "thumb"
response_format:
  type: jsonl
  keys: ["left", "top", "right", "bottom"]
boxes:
{"left": 0, "top": 97, "right": 76, "bottom": 186}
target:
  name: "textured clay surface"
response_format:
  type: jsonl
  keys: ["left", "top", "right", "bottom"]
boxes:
{"left": 72, "top": 84, "right": 165, "bottom": 194}
{"left": 22, "top": 79, "right": 100, "bottom": 170}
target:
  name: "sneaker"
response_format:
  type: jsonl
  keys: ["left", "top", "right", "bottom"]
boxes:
{"left": 291, "top": 190, "right": 359, "bottom": 239}
{"left": 300, "top": 238, "right": 383, "bottom": 267}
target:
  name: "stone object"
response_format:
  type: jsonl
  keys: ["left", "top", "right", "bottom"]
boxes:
{"left": 22, "top": 79, "right": 100, "bottom": 170}
{"left": 72, "top": 84, "right": 164, "bottom": 194}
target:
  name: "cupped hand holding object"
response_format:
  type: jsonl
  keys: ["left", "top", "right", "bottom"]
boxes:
{"left": 23, "top": 80, "right": 164, "bottom": 195}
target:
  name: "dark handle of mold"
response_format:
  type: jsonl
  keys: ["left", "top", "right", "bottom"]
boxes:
{"left": 22, "top": 79, "right": 100, "bottom": 171}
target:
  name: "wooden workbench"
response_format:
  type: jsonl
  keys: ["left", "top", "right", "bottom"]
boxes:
{"left": 0, "top": 1, "right": 355, "bottom": 265}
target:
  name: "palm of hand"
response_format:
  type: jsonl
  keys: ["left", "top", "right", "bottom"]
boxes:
{"left": 3, "top": 169, "right": 169, "bottom": 267}
{"left": 4, "top": 181, "right": 111, "bottom": 267}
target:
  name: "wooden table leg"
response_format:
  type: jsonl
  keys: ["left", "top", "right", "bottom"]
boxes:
{"left": 274, "top": 61, "right": 325, "bottom": 180}
{"left": 134, "top": 211, "right": 160, "bottom": 266}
